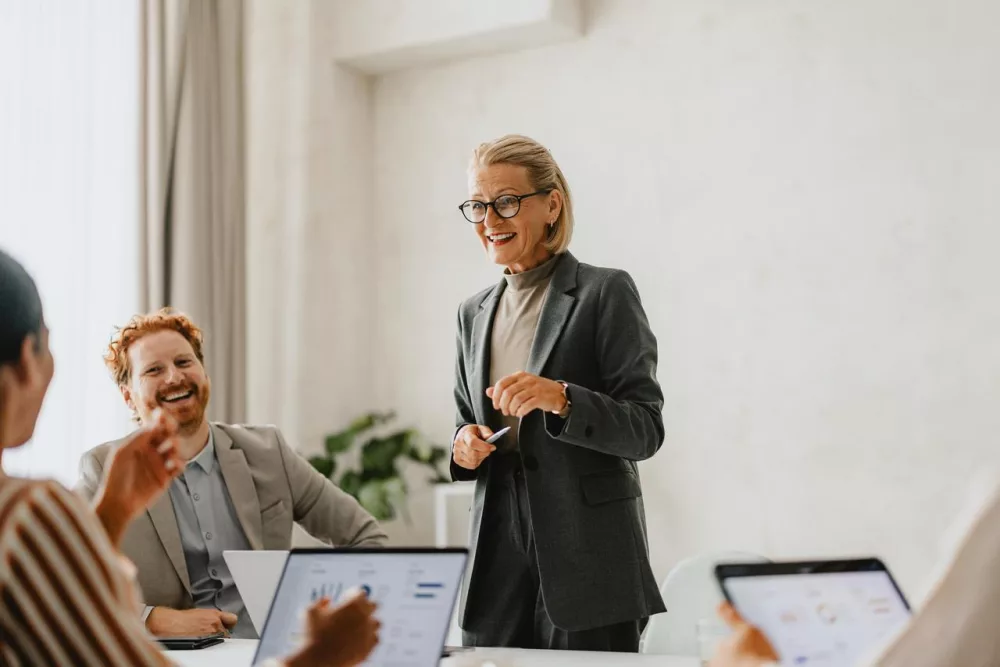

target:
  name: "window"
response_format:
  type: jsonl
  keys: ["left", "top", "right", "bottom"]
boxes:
{"left": 0, "top": 0, "right": 141, "bottom": 484}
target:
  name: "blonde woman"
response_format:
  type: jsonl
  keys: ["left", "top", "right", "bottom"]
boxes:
{"left": 451, "top": 135, "right": 666, "bottom": 651}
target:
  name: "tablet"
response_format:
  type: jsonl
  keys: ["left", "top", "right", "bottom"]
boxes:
{"left": 715, "top": 558, "right": 911, "bottom": 666}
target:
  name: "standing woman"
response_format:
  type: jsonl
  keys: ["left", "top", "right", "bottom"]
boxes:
{"left": 451, "top": 134, "right": 666, "bottom": 651}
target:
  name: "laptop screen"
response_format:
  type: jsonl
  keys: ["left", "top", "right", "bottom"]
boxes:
{"left": 253, "top": 549, "right": 468, "bottom": 666}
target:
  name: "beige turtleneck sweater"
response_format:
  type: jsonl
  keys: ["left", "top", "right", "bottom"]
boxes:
{"left": 489, "top": 255, "right": 560, "bottom": 452}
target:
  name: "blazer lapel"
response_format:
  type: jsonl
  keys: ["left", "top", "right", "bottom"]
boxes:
{"left": 147, "top": 494, "right": 192, "bottom": 594}
{"left": 213, "top": 424, "right": 265, "bottom": 550}
{"left": 526, "top": 253, "right": 579, "bottom": 376}
{"left": 471, "top": 281, "right": 504, "bottom": 426}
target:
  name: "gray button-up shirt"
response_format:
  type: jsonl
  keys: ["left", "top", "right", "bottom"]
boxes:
{"left": 165, "top": 432, "right": 255, "bottom": 637}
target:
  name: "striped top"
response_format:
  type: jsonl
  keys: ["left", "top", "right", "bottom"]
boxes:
{"left": 0, "top": 477, "right": 170, "bottom": 666}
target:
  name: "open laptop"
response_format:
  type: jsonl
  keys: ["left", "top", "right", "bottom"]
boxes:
{"left": 253, "top": 548, "right": 469, "bottom": 667}
{"left": 224, "top": 550, "right": 289, "bottom": 635}
{"left": 716, "top": 558, "right": 911, "bottom": 666}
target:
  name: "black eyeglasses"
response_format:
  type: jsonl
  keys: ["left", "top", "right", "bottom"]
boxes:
{"left": 458, "top": 190, "right": 551, "bottom": 224}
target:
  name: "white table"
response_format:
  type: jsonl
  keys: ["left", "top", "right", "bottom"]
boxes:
{"left": 167, "top": 639, "right": 699, "bottom": 666}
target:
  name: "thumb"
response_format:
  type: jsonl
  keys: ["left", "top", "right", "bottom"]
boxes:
{"left": 718, "top": 602, "right": 745, "bottom": 629}
{"left": 306, "top": 597, "right": 330, "bottom": 624}
{"left": 219, "top": 611, "right": 239, "bottom": 627}
{"left": 476, "top": 425, "right": 494, "bottom": 439}
{"left": 485, "top": 387, "right": 494, "bottom": 397}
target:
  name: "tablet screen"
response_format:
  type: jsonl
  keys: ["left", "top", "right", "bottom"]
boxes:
{"left": 254, "top": 550, "right": 467, "bottom": 667}
{"left": 722, "top": 568, "right": 910, "bottom": 666}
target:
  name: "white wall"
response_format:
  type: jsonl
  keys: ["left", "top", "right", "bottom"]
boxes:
{"left": 246, "top": 0, "right": 376, "bottom": 450}
{"left": 368, "top": 0, "right": 1000, "bottom": 594}
{"left": 0, "top": 0, "right": 140, "bottom": 483}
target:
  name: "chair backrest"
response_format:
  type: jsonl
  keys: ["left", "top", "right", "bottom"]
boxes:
{"left": 641, "top": 551, "right": 769, "bottom": 656}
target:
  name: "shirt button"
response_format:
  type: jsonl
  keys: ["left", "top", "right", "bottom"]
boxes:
{"left": 193, "top": 493, "right": 200, "bottom": 501}
{"left": 205, "top": 532, "right": 213, "bottom": 540}
{"left": 211, "top": 569, "right": 218, "bottom": 576}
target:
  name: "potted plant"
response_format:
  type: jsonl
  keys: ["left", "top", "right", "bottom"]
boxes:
{"left": 308, "top": 412, "right": 449, "bottom": 521}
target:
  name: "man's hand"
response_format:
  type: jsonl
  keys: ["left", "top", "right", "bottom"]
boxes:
{"left": 452, "top": 424, "right": 496, "bottom": 470}
{"left": 145, "top": 607, "right": 238, "bottom": 637}
{"left": 487, "top": 371, "right": 567, "bottom": 418}
{"left": 709, "top": 602, "right": 780, "bottom": 667}
{"left": 94, "top": 409, "right": 183, "bottom": 546}
{"left": 286, "top": 590, "right": 380, "bottom": 667}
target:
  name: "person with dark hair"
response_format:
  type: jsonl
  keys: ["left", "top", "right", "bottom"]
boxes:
{"left": 0, "top": 248, "right": 380, "bottom": 667}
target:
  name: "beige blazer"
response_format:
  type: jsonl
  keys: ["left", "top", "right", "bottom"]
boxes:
{"left": 77, "top": 422, "right": 388, "bottom": 611}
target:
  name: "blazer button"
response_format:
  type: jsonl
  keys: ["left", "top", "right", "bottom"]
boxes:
{"left": 523, "top": 455, "right": 539, "bottom": 471}
{"left": 584, "top": 425, "right": 594, "bottom": 438}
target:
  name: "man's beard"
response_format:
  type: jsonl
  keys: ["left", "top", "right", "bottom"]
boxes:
{"left": 155, "top": 383, "right": 211, "bottom": 435}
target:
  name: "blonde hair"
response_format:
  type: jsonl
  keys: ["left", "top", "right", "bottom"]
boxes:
{"left": 470, "top": 134, "right": 574, "bottom": 254}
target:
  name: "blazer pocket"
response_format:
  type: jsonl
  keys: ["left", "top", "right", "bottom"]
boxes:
{"left": 260, "top": 499, "right": 287, "bottom": 521}
{"left": 580, "top": 470, "right": 641, "bottom": 506}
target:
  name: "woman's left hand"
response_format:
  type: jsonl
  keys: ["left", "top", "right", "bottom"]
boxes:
{"left": 487, "top": 371, "right": 567, "bottom": 418}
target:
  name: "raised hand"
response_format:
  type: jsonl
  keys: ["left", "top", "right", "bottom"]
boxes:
{"left": 286, "top": 590, "right": 381, "bottom": 667}
{"left": 94, "top": 409, "right": 183, "bottom": 545}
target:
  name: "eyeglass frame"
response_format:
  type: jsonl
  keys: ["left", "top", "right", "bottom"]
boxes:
{"left": 457, "top": 189, "right": 553, "bottom": 224}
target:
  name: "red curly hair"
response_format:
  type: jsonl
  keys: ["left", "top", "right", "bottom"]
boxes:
{"left": 104, "top": 308, "right": 205, "bottom": 387}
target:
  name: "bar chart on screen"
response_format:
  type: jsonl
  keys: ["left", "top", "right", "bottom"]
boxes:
{"left": 254, "top": 551, "right": 467, "bottom": 666}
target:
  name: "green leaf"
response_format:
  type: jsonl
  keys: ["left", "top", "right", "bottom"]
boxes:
{"left": 358, "top": 479, "right": 396, "bottom": 521}
{"left": 308, "top": 456, "right": 334, "bottom": 479}
{"left": 324, "top": 432, "right": 354, "bottom": 455}
{"left": 384, "top": 476, "right": 407, "bottom": 509}
{"left": 360, "top": 434, "right": 407, "bottom": 478}
{"left": 407, "top": 443, "right": 447, "bottom": 465}
{"left": 338, "top": 470, "right": 364, "bottom": 500}
{"left": 348, "top": 411, "right": 396, "bottom": 433}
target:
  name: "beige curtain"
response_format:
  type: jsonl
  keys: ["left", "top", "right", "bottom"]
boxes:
{"left": 140, "top": 0, "right": 246, "bottom": 423}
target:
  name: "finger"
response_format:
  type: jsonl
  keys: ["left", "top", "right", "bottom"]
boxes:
{"left": 458, "top": 450, "right": 485, "bottom": 470}
{"left": 505, "top": 386, "right": 534, "bottom": 417}
{"left": 454, "top": 452, "right": 475, "bottom": 470}
{"left": 718, "top": 602, "right": 745, "bottom": 629}
{"left": 220, "top": 611, "right": 239, "bottom": 627}
{"left": 307, "top": 597, "right": 330, "bottom": 624}
{"left": 474, "top": 425, "right": 494, "bottom": 440}
{"left": 465, "top": 438, "right": 495, "bottom": 455}
{"left": 514, "top": 397, "right": 542, "bottom": 418}
{"left": 462, "top": 428, "right": 478, "bottom": 447}
{"left": 498, "top": 376, "right": 535, "bottom": 414}
{"left": 165, "top": 450, "right": 183, "bottom": 477}
{"left": 497, "top": 382, "right": 525, "bottom": 416}
{"left": 490, "top": 374, "right": 523, "bottom": 409}
{"left": 463, "top": 447, "right": 488, "bottom": 466}
{"left": 340, "top": 587, "right": 367, "bottom": 604}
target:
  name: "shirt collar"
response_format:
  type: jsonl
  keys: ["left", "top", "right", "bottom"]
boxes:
{"left": 187, "top": 428, "right": 216, "bottom": 474}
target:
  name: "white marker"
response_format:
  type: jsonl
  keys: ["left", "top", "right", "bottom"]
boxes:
{"left": 484, "top": 426, "right": 511, "bottom": 444}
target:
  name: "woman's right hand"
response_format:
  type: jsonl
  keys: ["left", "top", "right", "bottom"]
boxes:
{"left": 453, "top": 424, "right": 497, "bottom": 470}
{"left": 93, "top": 409, "right": 182, "bottom": 546}
{"left": 286, "top": 591, "right": 380, "bottom": 667}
